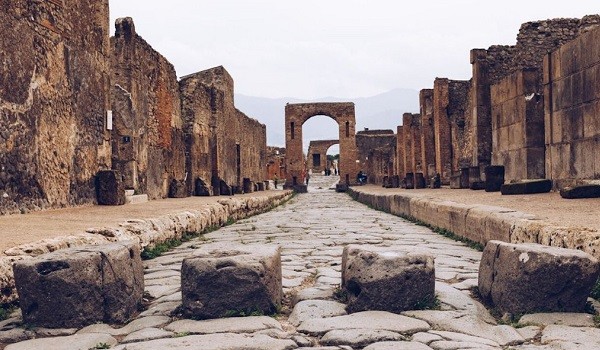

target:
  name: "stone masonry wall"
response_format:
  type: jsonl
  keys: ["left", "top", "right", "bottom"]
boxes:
{"left": 111, "top": 18, "right": 186, "bottom": 200}
{"left": 402, "top": 114, "right": 415, "bottom": 176}
{"left": 448, "top": 80, "right": 473, "bottom": 172}
{"left": 491, "top": 69, "right": 545, "bottom": 182}
{"left": 396, "top": 126, "right": 405, "bottom": 178}
{"left": 419, "top": 89, "right": 436, "bottom": 180}
{"left": 543, "top": 24, "right": 600, "bottom": 187}
{"left": 180, "top": 67, "right": 267, "bottom": 194}
{"left": 356, "top": 130, "right": 395, "bottom": 185}
{"left": 0, "top": 0, "right": 111, "bottom": 214}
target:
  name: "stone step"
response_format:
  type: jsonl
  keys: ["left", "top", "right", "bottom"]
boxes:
{"left": 125, "top": 194, "right": 149, "bottom": 205}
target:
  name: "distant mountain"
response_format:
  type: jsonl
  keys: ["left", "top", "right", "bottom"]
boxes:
{"left": 235, "top": 88, "right": 419, "bottom": 148}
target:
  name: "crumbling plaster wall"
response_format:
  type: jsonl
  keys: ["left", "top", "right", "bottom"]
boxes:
{"left": 0, "top": 0, "right": 111, "bottom": 214}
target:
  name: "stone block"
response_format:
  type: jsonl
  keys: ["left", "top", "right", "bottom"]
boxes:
{"left": 560, "top": 184, "right": 600, "bottom": 199}
{"left": 501, "top": 179, "right": 552, "bottom": 195}
{"left": 405, "top": 173, "right": 415, "bottom": 189}
{"left": 342, "top": 245, "right": 435, "bottom": 313}
{"left": 335, "top": 184, "right": 348, "bottom": 193}
{"left": 478, "top": 240, "right": 599, "bottom": 315}
{"left": 449, "top": 174, "right": 461, "bottom": 189}
{"left": 13, "top": 241, "right": 143, "bottom": 328}
{"left": 485, "top": 166, "right": 505, "bottom": 192}
{"left": 243, "top": 178, "right": 254, "bottom": 193}
{"left": 256, "top": 182, "right": 265, "bottom": 191}
{"left": 181, "top": 245, "right": 282, "bottom": 319}
{"left": 414, "top": 173, "right": 426, "bottom": 189}
{"left": 469, "top": 181, "right": 486, "bottom": 190}
{"left": 95, "top": 170, "right": 125, "bottom": 205}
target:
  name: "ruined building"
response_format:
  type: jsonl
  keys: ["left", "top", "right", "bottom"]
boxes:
{"left": 394, "top": 15, "right": 600, "bottom": 190}
{"left": 355, "top": 129, "right": 396, "bottom": 185}
{"left": 0, "top": 4, "right": 267, "bottom": 215}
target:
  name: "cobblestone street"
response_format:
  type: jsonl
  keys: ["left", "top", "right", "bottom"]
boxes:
{"left": 3, "top": 175, "right": 599, "bottom": 350}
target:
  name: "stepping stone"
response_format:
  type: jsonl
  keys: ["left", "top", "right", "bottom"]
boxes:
{"left": 13, "top": 241, "right": 143, "bottom": 328}
{"left": 181, "top": 244, "right": 282, "bottom": 319}
{"left": 288, "top": 300, "right": 347, "bottom": 326}
{"left": 560, "top": 184, "right": 600, "bottom": 199}
{"left": 500, "top": 179, "right": 552, "bottom": 195}
{"left": 342, "top": 245, "right": 435, "bottom": 313}
{"left": 478, "top": 240, "right": 600, "bottom": 315}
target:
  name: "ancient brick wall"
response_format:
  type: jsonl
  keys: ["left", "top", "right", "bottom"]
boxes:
{"left": 419, "top": 90, "right": 436, "bottom": 180}
{"left": 356, "top": 130, "right": 395, "bottom": 185}
{"left": 491, "top": 69, "right": 545, "bottom": 182}
{"left": 543, "top": 24, "right": 600, "bottom": 187}
{"left": 0, "top": 0, "right": 111, "bottom": 214}
{"left": 111, "top": 18, "right": 186, "bottom": 200}
{"left": 180, "top": 67, "right": 266, "bottom": 194}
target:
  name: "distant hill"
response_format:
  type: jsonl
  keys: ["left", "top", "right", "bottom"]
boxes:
{"left": 235, "top": 88, "right": 419, "bottom": 148}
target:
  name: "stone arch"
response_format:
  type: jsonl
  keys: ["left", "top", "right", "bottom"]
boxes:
{"left": 284, "top": 102, "right": 358, "bottom": 188}
{"left": 307, "top": 139, "right": 339, "bottom": 173}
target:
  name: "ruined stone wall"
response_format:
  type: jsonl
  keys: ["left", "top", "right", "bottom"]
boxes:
{"left": 356, "top": 130, "right": 395, "bottom": 185}
{"left": 267, "top": 146, "right": 286, "bottom": 181}
{"left": 433, "top": 79, "right": 452, "bottom": 184}
{"left": 402, "top": 114, "right": 414, "bottom": 176}
{"left": 180, "top": 67, "right": 266, "bottom": 194}
{"left": 419, "top": 90, "right": 436, "bottom": 180}
{"left": 448, "top": 80, "right": 473, "bottom": 172}
{"left": 307, "top": 139, "right": 338, "bottom": 173}
{"left": 491, "top": 69, "right": 545, "bottom": 182}
{"left": 111, "top": 18, "right": 186, "bottom": 200}
{"left": 0, "top": 0, "right": 111, "bottom": 214}
{"left": 543, "top": 24, "right": 600, "bottom": 187}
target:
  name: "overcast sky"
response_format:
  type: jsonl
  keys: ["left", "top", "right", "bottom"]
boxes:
{"left": 109, "top": 1, "right": 598, "bottom": 99}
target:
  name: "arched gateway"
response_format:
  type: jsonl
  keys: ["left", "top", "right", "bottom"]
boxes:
{"left": 284, "top": 102, "right": 359, "bottom": 188}
{"left": 307, "top": 139, "right": 339, "bottom": 173}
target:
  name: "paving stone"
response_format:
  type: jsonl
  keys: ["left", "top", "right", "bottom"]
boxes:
{"left": 364, "top": 342, "right": 433, "bottom": 349}
{"left": 77, "top": 316, "right": 171, "bottom": 336}
{"left": 138, "top": 301, "right": 180, "bottom": 317}
{"left": 0, "top": 328, "right": 34, "bottom": 344}
{"left": 410, "top": 332, "right": 443, "bottom": 345}
{"left": 111, "top": 333, "right": 297, "bottom": 350}
{"left": 428, "top": 340, "right": 499, "bottom": 349}
{"left": 289, "top": 300, "right": 347, "bottom": 326}
{"left": 518, "top": 313, "right": 596, "bottom": 327}
{"left": 165, "top": 316, "right": 282, "bottom": 334}
{"left": 122, "top": 327, "right": 175, "bottom": 343}
{"left": 429, "top": 330, "right": 500, "bottom": 347}
{"left": 297, "top": 311, "right": 430, "bottom": 336}
{"left": 5, "top": 333, "right": 118, "bottom": 350}
{"left": 540, "top": 325, "right": 600, "bottom": 348}
{"left": 292, "top": 287, "right": 336, "bottom": 305}
{"left": 516, "top": 325, "right": 541, "bottom": 342}
{"left": 33, "top": 327, "right": 77, "bottom": 337}
{"left": 320, "top": 329, "right": 405, "bottom": 347}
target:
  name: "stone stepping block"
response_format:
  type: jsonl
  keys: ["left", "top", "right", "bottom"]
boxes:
{"left": 13, "top": 241, "right": 143, "bottom": 328}
{"left": 341, "top": 245, "right": 435, "bottom": 313}
{"left": 560, "top": 184, "right": 600, "bottom": 199}
{"left": 478, "top": 240, "right": 599, "bottom": 315}
{"left": 500, "top": 179, "right": 552, "bottom": 195}
{"left": 181, "top": 244, "right": 282, "bottom": 319}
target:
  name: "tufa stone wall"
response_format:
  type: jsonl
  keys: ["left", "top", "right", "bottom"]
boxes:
{"left": 0, "top": 0, "right": 111, "bottom": 214}
{"left": 356, "top": 130, "right": 396, "bottom": 185}
{"left": 543, "top": 24, "right": 600, "bottom": 187}
{"left": 491, "top": 68, "right": 545, "bottom": 182}
{"left": 111, "top": 18, "right": 186, "bottom": 200}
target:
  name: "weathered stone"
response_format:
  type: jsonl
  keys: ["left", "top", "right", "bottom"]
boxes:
{"left": 335, "top": 184, "right": 348, "bottom": 192}
{"left": 5, "top": 333, "right": 118, "bottom": 350}
{"left": 169, "top": 179, "right": 188, "bottom": 198}
{"left": 415, "top": 173, "right": 426, "bottom": 189}
{"left": 96, "top": 170, "right": 126, "bottom": 205}
{"left": 77, "top": 316, "right": 171, "bottom": 336}
{"left": 165, "top": 316, "right": 282, "bottom": 334}
{"left": 292, "top": 287, "right": 335, "bottom": 305}
{"left": 320, "top": 329, "right": 405, "bottom": 348}
{"left": 478, "top": 240, "right": 599, "bottom": 314}
{"left": 484, "top": 166, "right": 505, "bottom": 192}
{"left": 342, "top": 245, "right": 435, "bottom": 313}
{"left": 181, "top": 245, "right": 282, "bottom": 319}
{"left": 500, "top": 179, "right": 552, "bottom": 195}
{"left": 541, "top": 325, "right": 600, "bottom": 349}
{"left": 111, "top": 333, "right": 297, "bottom": 350}
{"left": 13, "top": 241, "right": 143, "bottom": 328}
{"left": 288, "top": 300, "right": 347, "bottom": 326}
{"left": 560, "top": 184, "right": 600, "bottom": 199}
{"left": 297, "top": 311, "right": 430, "bottom": 336}
{"left": 363, "top": 342, "right": 433, "bottom": 350}
{"left": 518, "top": 313, "right": 596, "bottom": 327}
{"left": 122, "top": 328, "right": 174, "bottom": 343}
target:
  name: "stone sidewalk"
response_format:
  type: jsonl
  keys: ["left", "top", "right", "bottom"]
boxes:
{"left": 1, "top": 175, "right": 599, "bottom": 349}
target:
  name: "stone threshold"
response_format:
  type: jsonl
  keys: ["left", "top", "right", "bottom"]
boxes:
{"left": 0, "top": 191, "right": 294, "bottom": 305}
{"left": 348, "top": 187, "right": 600, "bottom": 260}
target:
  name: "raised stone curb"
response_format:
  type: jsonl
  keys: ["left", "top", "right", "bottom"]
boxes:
{"left": 348, "top": 188, "right": 600, "bottom": 260}
{"left": 0, "top": 191, "right": 293, "bottom": 305}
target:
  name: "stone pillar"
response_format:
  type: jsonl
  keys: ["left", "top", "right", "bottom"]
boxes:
{"left": 402, "top": 113, "right": 414, "bottom": 177}
{"left": 410, "top": 114, "right": 423, "bottom": 183}
{"left": 471, "top": 49, "right": 492, "bottom": 168}
{"left": 433, "top": 78, "right": 453, "bottom": 184}
{"left": 420, "top": 89, "right": 436, "bottom": 183}
{"left": 396, "top": 126, "right": 405, "bottom": 179}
